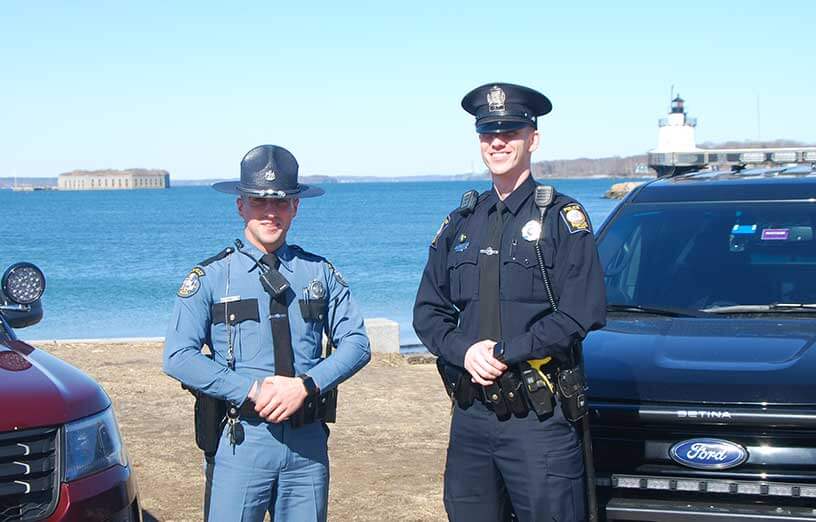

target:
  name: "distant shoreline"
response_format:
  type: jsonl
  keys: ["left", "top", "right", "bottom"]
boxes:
{"left": 1, "top": 174, "right": 651, "bottom": 189}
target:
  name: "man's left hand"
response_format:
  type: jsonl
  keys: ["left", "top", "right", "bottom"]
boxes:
{"left": 254, "top": 376, "right": 308, "bottom": 423}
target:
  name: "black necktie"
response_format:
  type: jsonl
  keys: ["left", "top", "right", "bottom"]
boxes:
{"left": 477, "top": 201, "right": 512, "bottom": 417}
{"left": 261, "top": 253, "right": 295, "bottom": 377}
{"left": 479, "top": 201, "right": 508, "bottom": 341}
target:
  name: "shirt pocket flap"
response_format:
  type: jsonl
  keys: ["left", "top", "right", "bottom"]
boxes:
{"left": 212, "top": 298, "right": 260, "bottom": 325}
{"left": 446, "top": 248, "right": 479, "bottom": 270}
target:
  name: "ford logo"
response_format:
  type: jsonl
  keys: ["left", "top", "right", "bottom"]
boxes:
{"left": 669, "top": 438, "right": 748, "bottom": 470}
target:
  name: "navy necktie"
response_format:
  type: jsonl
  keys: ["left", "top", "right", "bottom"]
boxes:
{"left": 261, "top": 253, "right": 295, "bottom": 377}
{"left": 479, "top": 201, "right": 508, "bottom": 341}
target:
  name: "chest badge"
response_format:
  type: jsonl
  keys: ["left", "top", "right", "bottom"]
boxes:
{"left": 521, "top": 220, "right": 542, "bottom": 241}
{"left": 307, "top": 279, "right": 326, "bottom": 300}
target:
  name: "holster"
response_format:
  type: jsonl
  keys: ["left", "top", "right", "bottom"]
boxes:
{"left": 435, "top": 358, "right": 478, "bottom": 409}
{"left": 520, "top": 362, "right": 555, "bottom": 418}
{"left": 183, "top": 385, "right": 227, "bottom": 456}
{"left": 557, "top": 364, "right": 588, "bottom": 422}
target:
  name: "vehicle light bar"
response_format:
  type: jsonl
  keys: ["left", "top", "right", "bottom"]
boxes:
{"left": 610, "top": 474, "right": 816, "bottom": 499}
{"left": 771, "top": 151, "right": 798, "bottom": 163}
{"left": 739, "top": 152, "right": 767, "bottom": 163}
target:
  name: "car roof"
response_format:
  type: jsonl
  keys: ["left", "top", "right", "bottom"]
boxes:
{"left": 632, "top": 165, "right": 816, "bottom": 203}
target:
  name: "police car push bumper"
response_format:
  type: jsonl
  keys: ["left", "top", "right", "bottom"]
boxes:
{"left": 669, "top": 438, "right": 748, "bottom": 470}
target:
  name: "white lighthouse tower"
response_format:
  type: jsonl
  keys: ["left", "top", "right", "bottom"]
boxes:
{"left": 648, "top": 95, "right": 704, "bottom": 177}
{"left": 655, "top": 95, "right": 698, "bottom": 153}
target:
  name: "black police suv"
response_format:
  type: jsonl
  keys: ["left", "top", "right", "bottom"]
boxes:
{"left": 586, "top": 165, "right": 816, "bottom": 521}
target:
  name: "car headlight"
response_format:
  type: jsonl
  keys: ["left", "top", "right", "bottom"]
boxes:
{"left": 64, "top": 408, "right": 127, "bottom": 482}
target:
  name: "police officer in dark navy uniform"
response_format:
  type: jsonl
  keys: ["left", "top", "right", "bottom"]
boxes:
{"left": 413, "top": 83, "right": 606, "bottom": 522}
{"left": 163, "top": 145, "right": 371, "bottom": 521}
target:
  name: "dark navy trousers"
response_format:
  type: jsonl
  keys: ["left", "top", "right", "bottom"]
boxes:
{"left": 444, "top": 400, "right": 586, "bottom": 522}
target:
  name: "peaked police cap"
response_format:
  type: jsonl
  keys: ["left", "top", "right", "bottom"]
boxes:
{"left": 461, "top": 82, "right": 552, "bottom": 134}
{"left": 212, "top": 144, "right": 325, "bottom": 199}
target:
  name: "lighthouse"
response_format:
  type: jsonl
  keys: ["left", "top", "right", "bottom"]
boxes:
{"left": 649, "top": 95, "right": 703, "bottom": 177}
{"left": 655, "top": 95, "right": 698, "bottom": 153}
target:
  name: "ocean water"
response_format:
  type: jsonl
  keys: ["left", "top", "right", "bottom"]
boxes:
{"left": 0, "top": 179, "right": 635, "bottom": 344}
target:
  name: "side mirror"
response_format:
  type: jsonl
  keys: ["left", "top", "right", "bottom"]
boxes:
{"left": 1, "top": 263, "right": 46, "bottom": 329}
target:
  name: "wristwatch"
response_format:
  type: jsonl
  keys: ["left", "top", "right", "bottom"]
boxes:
{"left": 299, "top": 374, "right": 319, "bottom": 398}
{"left": 492, "top": 341, "right": 506, "bottom": 363}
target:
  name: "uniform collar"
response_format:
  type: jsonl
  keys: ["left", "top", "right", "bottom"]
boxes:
{"left": 489, "top": 174, "right": 536, "bottom": 215}
{"left": 239, "top": 241, "right": 294, "bottom": 273}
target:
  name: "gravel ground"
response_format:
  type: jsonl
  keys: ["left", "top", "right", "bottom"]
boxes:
{"left": 37, "top": 341, "right": 450, "bottom": 522}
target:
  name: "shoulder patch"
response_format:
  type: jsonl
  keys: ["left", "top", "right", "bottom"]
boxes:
{"left": 560, "top": 204, "right": 591, "bottom": 234}
{"left": 431, "top": 215, "right": 451, "bottom": 249}
{"left": 198, "top": 247, "right": 234, "bottom": 267}
{"left": 324, "top": 260, "right": 348, "bottom": 287}
{"left": 177, "top": 267, "right": 204, "bottom": 298}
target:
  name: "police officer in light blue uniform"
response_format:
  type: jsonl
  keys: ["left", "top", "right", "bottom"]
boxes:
{"left": 413, "top": 84, "right": 607, "bottom": 521}
{"left": 163, "top": 144, "right": 370, "bottom": 522}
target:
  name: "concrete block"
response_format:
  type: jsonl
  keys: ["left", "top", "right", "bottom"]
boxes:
{"left": 364, "top": 317, "right": 400, "bottom": 353}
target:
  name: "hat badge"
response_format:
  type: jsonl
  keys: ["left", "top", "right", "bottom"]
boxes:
{"left": 263, "top": 169, "right": 277, "bottom": 182}
{"left": 487, "top": 86, "right": 506, "bottom": 112}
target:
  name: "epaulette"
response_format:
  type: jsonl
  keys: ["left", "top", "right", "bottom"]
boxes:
{"left": 289, "top": 244, "right": 325, "bottom": 262}
{"left": 197, "top": 246, "right": 235, "bottom": 267}
{"left": 290, "top": 245, "right": 347, "bottom": 287}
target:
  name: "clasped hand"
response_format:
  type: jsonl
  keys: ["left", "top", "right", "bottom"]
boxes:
{"left": 248, "top": 376, "right": 307, "bottom": 423}
{"left": 463, "top": 340, "right": 507, "bottom": 386}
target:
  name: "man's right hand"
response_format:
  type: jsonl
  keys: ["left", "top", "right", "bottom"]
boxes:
{"left": 464, "top": 340, "right": 507, "bottom": 386}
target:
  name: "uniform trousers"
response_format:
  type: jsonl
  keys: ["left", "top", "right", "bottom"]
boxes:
{"left": 204, "top": 418, "right": 329, "bottom": 521}
{"left": 444, "top": 400, "right": 586, "bottom": 522}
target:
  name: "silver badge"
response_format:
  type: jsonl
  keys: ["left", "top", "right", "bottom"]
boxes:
{"left": 487, "top": 86, "right": 506, "bottom": 112}
{"left": 521, "top": 220, "right": 542, "bottom": 241}
{"left": 263, "top": 169, "right": 277, "bottom": 182}
{"left": 307, "top": 279, "right": 326, "bottom": 300}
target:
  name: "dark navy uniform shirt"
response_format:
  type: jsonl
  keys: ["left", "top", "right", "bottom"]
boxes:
{"left": 164, "top": 241, "right": 371, "bottom": 405}
{"left": 413, "top": 175, "right": 606, "bottom": 367}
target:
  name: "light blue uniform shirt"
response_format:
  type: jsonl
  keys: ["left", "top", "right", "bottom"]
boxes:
{"left": 163, "top": 241, "right": 371, "bottom": 405}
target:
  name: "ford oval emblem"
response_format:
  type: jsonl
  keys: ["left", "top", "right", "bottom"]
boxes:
{"left": 669, "top": 438, "right": 748, "bottom": 470}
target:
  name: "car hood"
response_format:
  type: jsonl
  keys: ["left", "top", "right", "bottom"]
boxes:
{"left": 0, "top": 339, "right": 110, "bottom": 431}
{"left": 584, "top": 317, "right": 816, "bottom": 405}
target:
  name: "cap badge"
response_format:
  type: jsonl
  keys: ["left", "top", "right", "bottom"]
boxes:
{"left": 263, "top": 169, "right": 277, "bottom": 182}
{"left": 487, "top": 86, "right": 506, "bottom": 112}
{"left": 521, "top": 220, "right": 542, "bottom": 241}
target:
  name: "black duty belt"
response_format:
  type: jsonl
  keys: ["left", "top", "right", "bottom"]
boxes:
{"left": 236, "top": 389, "right": 337, "bottom": 428}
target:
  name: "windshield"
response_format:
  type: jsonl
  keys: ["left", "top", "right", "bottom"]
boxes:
{"left": 599, "top": 201, "right": 816, "bottom": 311}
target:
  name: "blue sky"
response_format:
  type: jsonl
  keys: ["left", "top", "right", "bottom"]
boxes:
{"left": 2, "top": 1, "right": 814, "bottom": 179}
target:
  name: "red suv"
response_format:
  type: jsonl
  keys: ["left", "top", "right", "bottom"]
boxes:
{"left": 0, "top": 262, "right": 142, "bottom": 522}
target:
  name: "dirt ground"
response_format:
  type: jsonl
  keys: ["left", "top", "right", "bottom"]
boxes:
{"left": 38, "top": 341, "right": 450, "bottom": 522}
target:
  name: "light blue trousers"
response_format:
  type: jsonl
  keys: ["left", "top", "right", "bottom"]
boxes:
{"left": 204, "top": 418, "right": 329, "bottom": 521}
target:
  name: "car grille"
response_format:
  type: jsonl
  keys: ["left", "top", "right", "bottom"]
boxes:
{"left": 0, "top": 427, "right": 59, "bottom": 522}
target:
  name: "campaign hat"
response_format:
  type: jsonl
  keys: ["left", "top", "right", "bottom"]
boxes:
{"left": 212, "top": 144, "right": 324, "bottom": 199}
{"left": 461, "top": 82, "right": 552, "bottom": 134}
